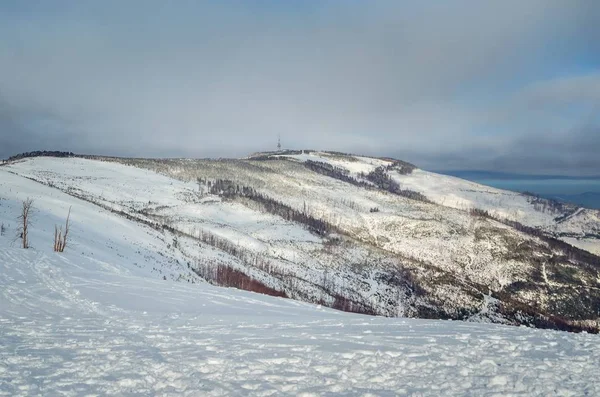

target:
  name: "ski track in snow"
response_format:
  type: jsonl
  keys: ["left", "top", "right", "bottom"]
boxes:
{"left": 1, "top": 247, "right": 599, "bottom": 396}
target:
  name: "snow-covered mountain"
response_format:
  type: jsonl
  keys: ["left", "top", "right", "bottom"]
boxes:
{"left": 1, "top": 164, "right": 599, "bottom": 395}
{"left": 1, "top": 152, "right": 599, "bottom": 333}
{"left": 273, "top": 151, "right": 600, "bottom": 253}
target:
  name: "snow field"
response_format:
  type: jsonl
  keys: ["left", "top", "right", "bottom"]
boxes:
{"left": 1, "top": 246, "right": 599, "bottom": 396}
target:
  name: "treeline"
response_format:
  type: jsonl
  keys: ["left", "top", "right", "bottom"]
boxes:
{"left": 469, "top": 208, "right": 491, "bottom": 218}
{"left": 493, "top": 291, "right": 598, "bottom": 334}
{"left": 194, "top": 264, "right": 287, "bottom": 298}
{"left": 332, "top": 295, "right": 377, "bottom": 315}
{"left": 522, "top": 191, "right": 578, "bottom": 218}
{"left": 304, "top": 160, "right": 370, "bottom": 188}
{"left": 249, "top": 155, "right": 284, "bottom": 161}
{"left": 303, "top": 160, "right": 428, "bottom": 204}
{"left": 385, "top": 160, "right": 416, "bottom": 175}
{"left": 205, "top": 178, "right": 336, "bottom": 236}
{"left": 364, "top": 167, "right": 430, "bottom": 203}
{"left": 7, "top": 151, "right": 75, "bottom": 161}
{"left": 250, "top": 149, "right": 313, "bottom": 161}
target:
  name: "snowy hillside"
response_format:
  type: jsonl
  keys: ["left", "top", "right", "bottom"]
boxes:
{"left": 2, "top": 154, "right": 600, "bottom": 332}
{"left": 276, "top": 151, "right": 600, "bottom": 255}
{"left": 1, "top": 222, "right": 599, "bottom": 395}
{"left": 0, "top": 169, "right": 202, "bottom": 282}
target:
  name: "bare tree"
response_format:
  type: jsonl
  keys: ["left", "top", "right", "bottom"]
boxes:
{"left": 54, "top": 206, "right": 71, "bottom": 253}
{"left": 17, "top": 198, "right": 34, "bottom": 249}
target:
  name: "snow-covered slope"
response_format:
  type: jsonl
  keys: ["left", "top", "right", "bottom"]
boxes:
{"left": 3, "top": 155, "right": 600, "bottom": 332}
{"left": 391, "top": 170, "right": 600, "bottom": 249}
{"left": 277, "top": 151, "right": 600, "bottom": 250}
{"left": 2, "top": 158, "right": 411, "bottom": 317}
{"left": 0, "top": 170, "right": 200, "bottom": 282}
{"left": 1, "top": 223, "right": 599, "bottom": 395}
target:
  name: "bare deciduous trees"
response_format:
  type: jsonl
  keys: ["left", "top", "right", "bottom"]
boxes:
{"left": 18, "top": 198, "right": 34, "bottom": 249}
{"left": 54, "top": 206, "right": 71, "bottom": 252}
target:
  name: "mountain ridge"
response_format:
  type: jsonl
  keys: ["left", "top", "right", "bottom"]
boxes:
{"left": 2, "top": 151, "right": 599, "bottom": 332}
{"left": 438, "top": 170, "right": 600, "bottom": 180}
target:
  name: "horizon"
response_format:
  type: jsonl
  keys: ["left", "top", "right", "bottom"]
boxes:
{"left": 1, "top": 1, "right": 599, "bottom": 175}
{"left": 5, "top": 147, "right": 600, "bottom": 181}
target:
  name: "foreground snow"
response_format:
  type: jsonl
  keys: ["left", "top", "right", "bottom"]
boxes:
{"left": 1, "top": 248, "right": 599, "bottom": 396}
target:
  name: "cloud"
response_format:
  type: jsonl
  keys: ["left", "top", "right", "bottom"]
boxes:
{"left": 450, "top": 72, "right": 600, "bottom": 175}
{"left": 416, "top": 124, "right": 600, "bottom": 176}
{"left": 0, "top": 1, "right": 598, "bottom": 174}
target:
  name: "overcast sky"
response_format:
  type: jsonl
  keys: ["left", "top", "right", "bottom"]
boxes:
{"left": 1, "top": 1, "right": 599, "bottom": 175}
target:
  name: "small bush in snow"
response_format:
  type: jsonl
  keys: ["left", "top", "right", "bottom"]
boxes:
{"left": 54, "top": 207, "right": 71, "bottom": 253}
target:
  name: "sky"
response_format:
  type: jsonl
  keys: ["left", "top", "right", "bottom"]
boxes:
{"left": 0, "top": 1, "right": 599, "bottom": 175}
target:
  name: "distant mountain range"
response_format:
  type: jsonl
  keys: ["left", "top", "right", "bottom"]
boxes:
{"left": 438, "top": 170, "right": 600, "bottom": 181}
{"left": 544, "top": 192, "right": 600, "bottom": 210}
{"left": 437, "top": 170, "right": 600, "bottom": 209}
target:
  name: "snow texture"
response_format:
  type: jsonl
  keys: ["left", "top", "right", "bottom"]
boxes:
{"left": 1, "top": 244, "right": 599, "bottom": 396}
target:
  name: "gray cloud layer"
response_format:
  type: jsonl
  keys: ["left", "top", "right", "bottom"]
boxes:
{"left": 0, "top": 1, "right": 599, "bottom": 174}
